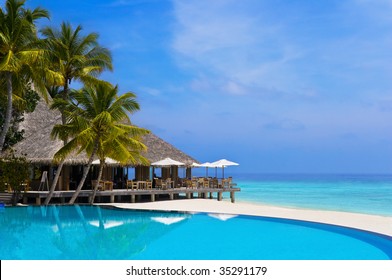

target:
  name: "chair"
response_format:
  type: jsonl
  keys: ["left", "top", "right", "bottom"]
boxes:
{"left": 185, "top": 179, "right": 192, "bottom": 188}
{"left": 91, "top": 180, "right": 104, "bottom": 191}
{"left": 126, "top": 180, "right": 138, "bottom": 190}
{"left": 138, "top": 181, "right": 147, "bottom": 190}
{"left": 203, "top": 178, "right": 210, "bottom": 188}
{"left": 211, "top": 178, "right": 219, "bottom": 188}
{"left": 227, "top": 177, "right": 233, "bottom": 188}
{"left": 221, "top": 179, "right": 230, "bottom": 188}
{"left": 126, "top": 180, "right": 132, "bottom": 190}
{"left": 191, "top": 178, "right": 198, "bottom": 188}
{"left": 155, "top": 178, "right": 163, "bottom": 189}
{"left": 165, "top": 178, "right": 173, "bottom": 189}
{"left": 146, "top": 180, "right": 152, "bottom": 190}
{"left": 104, "top": 181, "right": 114, "bottom": 191}
{"left": 176, "top": 178, "right": 185, "bottom": 188}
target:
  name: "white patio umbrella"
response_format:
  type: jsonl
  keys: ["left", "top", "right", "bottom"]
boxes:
{"left": 200, "top": 162, "right": 214, "bottom": 177}
{"left": 151, "top": 157, "right": 185, "bottom": 167}
{"left": 151, "top": 158, "right": 185, "bottom": 180}
{"left": 92, "top": 157, "right": 120, "bottom": 165}
{"left": 210, "top": 159, "right": 239, "bottom": 178}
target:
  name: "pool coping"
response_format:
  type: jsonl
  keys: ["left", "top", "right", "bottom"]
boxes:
{"left": 102, "top": 199, "right": 392, "bottom": 238}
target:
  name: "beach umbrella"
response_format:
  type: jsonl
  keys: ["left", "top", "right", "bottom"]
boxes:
{"left": 151, "top": 158, "right": 185, "bottom": 179}
{"left": 92, "top": 157, "right": 120, "bottom": 166}
{"left": 210, "top": 159, "right": 239, "bottom": 178}
{"left": 151, "top": 157, "right": 185, "bottom": 167}
{"left": 200, "top": 162, "right": 214, "bottom": 177}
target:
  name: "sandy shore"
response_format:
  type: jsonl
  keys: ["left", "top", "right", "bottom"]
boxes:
{"left": 107, "top": 199, "right": 392, "bottom": 237}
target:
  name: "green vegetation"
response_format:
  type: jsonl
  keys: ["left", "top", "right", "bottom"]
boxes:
{"left": 0, "top": 0, "right": 54, "bottom": 150}
{"left": 0, "top": 0, "right": 150, "bottom": 204}
{"left": 0, "top": 82, "right": 39, "bottom": 149}
{"left": 41, "top": 21, "right": 114, "bottom": 204}
{"left": 0, "top": 149, "right": 29, "bottom": 205}
{"left": 51, "top": 83, "right": 149, "bottom": 204}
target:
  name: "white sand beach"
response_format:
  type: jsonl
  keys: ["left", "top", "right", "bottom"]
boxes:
{"left": 108, "top": 199, "right": 392, "bottom": 237}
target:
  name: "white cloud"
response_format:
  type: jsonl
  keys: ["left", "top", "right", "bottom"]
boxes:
{"left": 171, "top": 0, "right": 392, "bottom": 102}
{"left": 171, "top": 0, "right": 311, "bottom": 99}
{"left": 138, "top": 86, "right": 162, "bottom": 96}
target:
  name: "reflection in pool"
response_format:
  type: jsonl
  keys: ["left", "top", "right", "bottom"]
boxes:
{"left": 0, "top": 205, "right": 391, "bottom": 260}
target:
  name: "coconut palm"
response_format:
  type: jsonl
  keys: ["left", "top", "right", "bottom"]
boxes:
{"left": 90, "top": 129, "right": 150, "bottom": 204}
{"left": 40, "top": 21, "right": 113, "bottom": 105}
{"left": 0, "top": 0, "right": 51, "bottom": 150}
{"left": 41, "top": 22, "right": 113, "bottom": 204}
{"left": 50, "top": 82, "right": 149, "bottom": 205}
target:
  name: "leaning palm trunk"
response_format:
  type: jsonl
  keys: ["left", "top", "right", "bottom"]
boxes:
{"left": 46, "top": 83, "right": 70, "bottom": 204}
{"left": 90, "top": 160, "right": 105, "bottom": 205}
{"left": 44, "top": 160, "right": 65, "bottom": 205}
{"left": 0, "top": 72, "right": 14, "bottom": 150}
{"left": 68, "top": 139, "right": 99, "bottom": 205}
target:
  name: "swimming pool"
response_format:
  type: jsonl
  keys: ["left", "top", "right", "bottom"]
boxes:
{"left": 0, "top": 205, "right": 391, "bottom": 260}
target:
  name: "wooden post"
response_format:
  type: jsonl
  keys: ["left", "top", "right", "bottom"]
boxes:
{"left": 131, "top": 194, "right": 135, "bottom": 203}
{"left": 186, "top": 167, "right": 192, "bottom": 179}
{"left": 209, "top": 192, "right": 213, "bottom": 199}
{"left": 110, "top": 194, "right": 115, "bottom": 203}
{"left": 169, "top": 193, "right": 174, "bottom": 200}
{"left": 218, "top": 191, "right": 223, "bottom": 201}
{"left": 186, "top": 192, "right": 191, "bottom": 199}
{"left": 36, "top": 197, "right": 41, "bottom": 205}
{"left": 230, "top": 191, "right": 235, "bottom": 203}
{"left": 151, "top": 194, "right": 155, "bottom": 202}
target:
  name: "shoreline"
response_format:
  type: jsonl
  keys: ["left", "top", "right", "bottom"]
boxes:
{"left": 106, "top": 199, "right": 392, "bottom": 237}
{"left": 233, "top": 198, "right": 392, "bottom": 218}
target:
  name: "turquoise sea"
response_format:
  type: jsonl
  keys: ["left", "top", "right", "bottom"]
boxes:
{"left": 230, "top": 174, "right": 392, "bottom": 216}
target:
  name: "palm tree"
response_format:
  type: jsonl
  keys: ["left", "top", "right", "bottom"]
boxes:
{"left": 41, "top": 21, "right": 113, "bottom": 106}
{"left": 50, "top": 82, "right": 149, "bottom": 205}
{"left": 0, "top": 0, "right": 51, "bottom": 150}
{"left": 90, "top": 126, "right": 150, "bottom": 204}
{"left": 41, "top": 22, "right": 113, "bottom": 204}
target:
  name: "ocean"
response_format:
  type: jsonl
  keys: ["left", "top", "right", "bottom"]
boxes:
{"left": 230, "top": 174, "right": 392, "bottom": 217}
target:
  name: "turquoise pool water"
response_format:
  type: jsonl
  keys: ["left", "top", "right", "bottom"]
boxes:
{"left": 0, "top": 205, "right": 391, "bottom": 260}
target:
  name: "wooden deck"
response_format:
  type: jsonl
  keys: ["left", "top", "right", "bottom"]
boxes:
{"left": 21, "top": 186, "right": 241, "bottom": 205}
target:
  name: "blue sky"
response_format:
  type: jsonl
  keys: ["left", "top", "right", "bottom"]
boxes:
{"left": 27, "top": 0, "right": 392, "bottom": 174}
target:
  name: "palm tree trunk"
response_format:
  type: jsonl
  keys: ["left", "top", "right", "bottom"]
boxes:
{"left": 47, "top": 81, "right": 70, "bottom": 204}
{"left": 68, "top": 137, "right": 99, "bottom": 204}
{"left": 0, "top": 72, "right": 13, "bottom": 150}
{"left": 60, "top": 82, "right": 69, "bottom": 190}
{"left": 44, "top": 160, "right": 65, "bottom": 205}
{"left": 90, "top": 160, "right": 104, "bottom": 205}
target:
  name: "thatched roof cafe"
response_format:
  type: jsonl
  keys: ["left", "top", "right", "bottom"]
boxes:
{"left": 6, "top": 98, "right": 199, "bottom": 191}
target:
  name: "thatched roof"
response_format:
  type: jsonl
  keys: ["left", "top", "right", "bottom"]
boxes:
{"left": 5, "top": 98, "right": 198, "bottom": 166}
